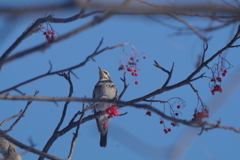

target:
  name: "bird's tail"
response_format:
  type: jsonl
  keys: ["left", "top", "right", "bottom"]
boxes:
{"left": 100, "top": 132, "right": 108, "bottom": 147}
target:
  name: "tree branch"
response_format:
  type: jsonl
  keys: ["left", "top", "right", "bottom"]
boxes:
{"left": 0, "top": 42, "right": 129, "bottom": 94}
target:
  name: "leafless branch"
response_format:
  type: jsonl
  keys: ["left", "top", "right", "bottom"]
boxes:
{"left": 0, "top": 0, "right": 135, "bottom": 68}
{"left": 0, "top": 111, "right": 23, "bottom": 129}
{"left": 0, "top": 8, "right": 103, "bottom": 67}
{"left": 202, "top": 42, "right": 208, "bottom": 65}
{"left": 119, "top": 71, "right": 130, "bottom": 100}
{"left": 0, "top": 129, "right": 62, "bottom": 160}
{"left": 48, "top": 60, "right": 53, "bottom": 73}
{"left": 0, "top": 11, "right": 111, "bottom": 68}
{"left": 0, "top": 98, "right": 238, "bottom": 160}
{"left": 204, "top": 121, "right": 240, "bottom": 133}
{"left": 0, "top": 42, "right": 129, "bottom": 94}
{"left": 4, "top": 91, "right": 39, "bottom": 133}
{"left": 168, "top": 13, "right": 207, "bottom": 41}
{"left": 66, "top": 103, "right": 86, "bottom": 160}
{"left": 153, "top": 60, "right": 174, "bottom": 88}
{"left": 39, "top": 72, "right": 73, "bottom": 160}
{"left": 187, "top": 25, "right": 240, "bottom": 80}
{"left": 13, "top": 89, "right": 25, "bottom": 96}
{"left": 68, "top": 71, "right": 77, "bottom": 79}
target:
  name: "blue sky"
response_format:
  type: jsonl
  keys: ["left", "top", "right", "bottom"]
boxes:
{"left": 1, "top": 0, "right": 240, "bottom": 160}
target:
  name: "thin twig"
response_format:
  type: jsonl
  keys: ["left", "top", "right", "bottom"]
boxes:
{"left": 4, "top": 90, "right": 39, "bottom": 133}
{"left": 0, "top": 42, "right": 129, "bottom": 94}
{"left": 0, "top": 110, "right": 23, "bottom": 128}
{"left": 66, "top": 103, "right": 86, "bottom": 160}
{"left": 13, "top": 88, "right": 25, "bottom": 95}
{"left": 119, "top": 71, "right": 130, "bottom": 100}
{"left": 48, "top": 60, "right": 53, "bottom": 73}
{"left": 153, "top": 60, "right": 174, "bottom": 88}
{"left": 39, "top": 72, "right": 73, "bottom": 160}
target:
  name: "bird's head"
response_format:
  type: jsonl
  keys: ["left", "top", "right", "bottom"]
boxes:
{"left": 98, "top": 67, "right": 111, "bottom": 81}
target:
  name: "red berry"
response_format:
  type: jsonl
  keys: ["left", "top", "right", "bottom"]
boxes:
{"left": 113, "top": 111, "right": 119, "bottom": 116}
{"left": 167, "top": 128, "right": 171, "bottom": 132}
{"left": 171, "top": 123, "right": 177, "bottom": 127}
{"left": 163, "top": 129, "right": 168, "bottom": 134}
{"left": 146, "top": 111, "right": 151, "bottom": 116}
{"left": 106, "top": 110, "right": 112, "bottom": 114}
{"left": 111, "top": 106, "right": 118, "bottom": 110}
{"left": 127, "top": 68, "right": 133, "bottom": 72}
{"left": 214, "top": 85, "right": 220, "bottom": 91}
{"left": 103, "top": 123, "right": 108, "bottom": 127}
{"left": 159, "top": 120, "right": 164, "bottom": 124}
{"left": 216, "top": 77, "right": 222, "bottom": 82}
{"left": 222, "top": 73, "right": 226, "bottom": 77}
{"left": 131, "top": 72, "right": 135, "bottom": 76}
{"left": 211, "top": 90, "right": 215, "bottom": 95}
{"left": 43, "top": 32, "right": 47, "bottom": 35}
{"left": 134, "top": 69, "right": 137, "bottom": 72}
{"left": 134, "top": 73, "right": 138, "bottom": 76}
{"left": 177, "top": 105, "right": 181, "bottom": 109}
{"left": 135, "top": 81, "right": 139, "bottom": 85}
{"left": 130, "top": 57, "right": 134, "bottom": 61}
{"left": 47, "top": 30, "right": 52, "bottom": 34}
{"left": 203, "top": 108, "right": 209, "bottom": 114}
{"left": 143, "top": 56, "right": 146, "bottom": 59}
{"left": 219, "top": 87, "right": 223, "bottom": 93}
{"left": 46, "top": 35, "right": 51, "bottom": 41}
{"left": 211, "top": 79, "right": 215, "bottom": 82}
{"left": 224, "top": 70, "right": 227, "bottom": 73}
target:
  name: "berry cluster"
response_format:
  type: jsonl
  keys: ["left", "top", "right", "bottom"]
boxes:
{"left": 106, "top": 106, "right": 119, "bottom": 118}
{"left": 159, "top": 120, "right": 177, "bottom": 134}
{"left": 163, "top": 128, "right": 171, "bottom": 134}
{"left": 169, "top": 97, "right": 186, "bottom": 118}
{"left": 209, "top": 55, "right": 233, "bottom": 95}
{"left": 43, "top": 30, "right": 55, "bottom": 41}
{"left": 118, "top": 44, "right": 146, "bottom": 85}
{"left": 146, "top": 104, "right": 182, "bottom": 134}
{"left": 192, "top": 108, "right": 209, "bottom": 121}
{"left": 211, "top": 85, "right": 222, "bottom": 95}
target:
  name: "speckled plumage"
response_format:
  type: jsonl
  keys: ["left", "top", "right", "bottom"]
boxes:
{"left": 92, "top": 67, "right": 118, "bottom": 147}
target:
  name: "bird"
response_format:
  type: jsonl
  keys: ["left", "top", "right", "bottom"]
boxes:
{"left": 92, "top": 67, "right": 118, "bottom": 147}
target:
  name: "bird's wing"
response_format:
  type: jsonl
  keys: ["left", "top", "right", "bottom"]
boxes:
{"left": 92, "top": 83, "right": 103, "bottom": 99}
{"left": 92, "top": 82, "right": 109, "bottom": 133}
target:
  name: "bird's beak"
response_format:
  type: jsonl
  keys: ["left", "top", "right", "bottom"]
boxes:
{"left": 98, "top": 66, "right": 102, "bottom": 71}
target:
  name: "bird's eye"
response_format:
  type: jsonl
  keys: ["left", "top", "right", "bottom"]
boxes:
{"left": 103, "top": 71, "right": 108, "bottom": 75}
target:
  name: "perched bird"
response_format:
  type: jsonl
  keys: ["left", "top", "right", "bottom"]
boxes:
{"left": 92, "top": 67, "right": 118, "bottom": 147}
